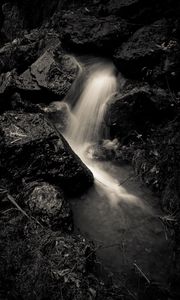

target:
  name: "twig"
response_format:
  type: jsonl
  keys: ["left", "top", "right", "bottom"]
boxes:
{"left": 7, "top": 194, "right": 31, "bottom": 220}
{"left": 6, "top": 194, "right": 43, "bottom": 227}
{"left": 133, "top": 263, "right": 150, "bottom": 284}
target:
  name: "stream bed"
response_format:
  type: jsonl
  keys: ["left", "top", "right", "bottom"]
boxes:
{"left": 70, "top": 160, "right": 173, "bottom": 286}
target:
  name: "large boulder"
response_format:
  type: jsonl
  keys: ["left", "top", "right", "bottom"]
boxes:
{"left": 105, "top": 84, "right": 177, "bottom": 140}
{"left": 0, "top": 112, "right": 93, "bottom": 195}
{"left": 58, "top": 12, "right": 133, "bottom": 53}
{"left": 113, "top": 19, "right": 180, "bottom": 86}
{"left": 17, "top": 51, "right": 79, "bottom": 101}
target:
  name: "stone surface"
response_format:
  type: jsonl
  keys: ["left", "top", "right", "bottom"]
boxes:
{"left": 17, "top": 51, "right": 79, "bottom": 100}
{"left": 0, "top": 29, "right": 60, "bottom": 74}
{"left": 105, "top": 84, "right": 177, "bottom": 140}
{"left": 1, "top": 2, "right": 25, "bottom": 41}
{"left": 58, "top": 12, "right": 133, "bottom": 53}
{"left": 101, "top": 0, "right": 180, "bottom": 22}
{"left": 0, "top": 69, "right": 17, "bottom": 96}
{"left": 44, "top": 101, "right": 71, "bottom": 132}
{"left": 0, "top": 112, "right": 93, "bottom": 195}
{"left": 113, "top": 19, "right": 178, "bottom": 81}
{"left": 21, "top": 181, "right": 73, "bottom": 231}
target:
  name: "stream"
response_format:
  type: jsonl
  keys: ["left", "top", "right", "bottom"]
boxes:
{"left": 61, "top": 56, "right": 172, "bottom": 287}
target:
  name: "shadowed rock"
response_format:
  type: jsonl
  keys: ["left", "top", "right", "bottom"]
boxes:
{"left": 20, "top": 181, "right": 73, "bottom": 231}
{"left": 17, "top": 51, "right": 79, "bottom": 100}
{"left": 59, "top": 12, "right": 133, "bottom": 53}
{"left": 113, "top": 19, "right": 180, "bottom": 86}
{"left": 44, "top": 101, "right": 71, "bottom": 132}
{"left": 0, "top": 112, "right": 93, "bottom": 195}
{"left": 0, "top": 29, "right": 60, "bottom": 74}
{"left": 105, "top": 85, "right": 177, "bottom": 139}
{"left": 1, "top": 2, "right": 25, "bottom": 42}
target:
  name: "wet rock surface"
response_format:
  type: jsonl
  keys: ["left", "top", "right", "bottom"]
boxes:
{"left": 17, "top": 51, "right": 79, "bottom": 100}
{"left": 59, "top": 13, "right": 133, "bottom": 54}
{"left": 0, "top": 112, "right": 93, "bottom": 195}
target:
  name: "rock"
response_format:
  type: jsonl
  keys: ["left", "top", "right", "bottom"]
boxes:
{"left": 1, "top": 2, "right": 25, "bottom": 41}
{"left": 0, "top": 69, "right": 17, "bottom": 96}
{"left": 10, "top": 92, "right": 43, "bottom": 113}
{"left": 0, "top": 29, "right": 60, "bottom": 74}
{"left": 102, "top": 0, "right": 180, "bottom": 22}
{"left": 16, "top": 0, "right": 59, "bottom": 29}
{"left": 21, "top": 181, "right": 73, "bottom": 231}
{"left": 132, "top": 118, "right": 180, "bottom": 198}
{"left": 100, "top": 0, "right": 140, "bottom": 18}
{"left": 59, "top": 12, "right": 133, "bottom": 53}
{"left": 162, "top": 179, "right": 180, "bottom": 212}
{"left": 113, "top": 19, "right": 177, "bottom": 80}
{"left": 105, "top": 84, "right": 177, "bottom": 140}
{"left": 0, "top": 112, "right": 93, "bottom": 195}
{"left": 44, "top": 101, "right": 71, "bottom": 132}
{"left": 105, "top": 80, "right": 179, "bottom": 144}
{"left": 17, "top": 51, "right": 79, "bottom": 101}
{"left": 0, "top": 70, "right": 18, "bottom": 112}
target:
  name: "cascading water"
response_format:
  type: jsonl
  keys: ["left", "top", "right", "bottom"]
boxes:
{"left": 62, "top": 57, "right": 171, "bottom": 285}
{"left": 65, "top": 59, "right": 141, "bottom": 206}
{"left": 67, "top": 63, "right": 117, "bottom": 144}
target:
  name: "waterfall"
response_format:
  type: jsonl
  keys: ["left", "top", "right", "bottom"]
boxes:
{"left": 65, "top": 58, "right": 141, "bottom": 206}
{"left": 66, "top": 62, "right": 117, "bottom": 145}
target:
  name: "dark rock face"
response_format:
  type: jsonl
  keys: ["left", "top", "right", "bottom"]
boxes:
{"left": 17, "top": 51, "right": 79, "bottom": 100}
{"left": 105, "top": 85, "right": 177, "bottom": 140}
{"left": 59, "top": 13, "right": 133, "bottom": 53}
{"left": 0, "top": 29, "right": 60, "bottom": 74}
{"left": 102, "top": 0, "right": 180, "bottom": 22}
{"left": 0, "top": 36, "right": 79, "bottom": 104}
{"left": 132, "top": 119, "right": 180, "bottom": 211}
{"left": 44, "top": 101, "right": 71, "bottom": 132}
{"left": 113, "top": 19, "right": 180, "bottom": 87}
{"left": 0, "top": 112, "right": 93, "bottom": 195}
{"left": 100, "top": 0, "right": 140, "bottom": 18}
{"left": 0, "top": 69, "right": 17, "bottom": 97}
{"left": 1, "top": 0, "right": 60, "bottom": 31}
{"left": 21, "top": 181, "right": 73, "bottom": 231}
{"left": 1, "top": 2, "right": 25, "bottom": 41}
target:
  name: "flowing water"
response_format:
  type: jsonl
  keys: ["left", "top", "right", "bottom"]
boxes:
{"left": 62, "top": 57, "right": 172, "bottom": 288}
